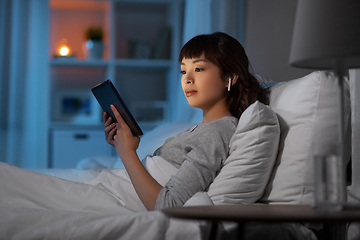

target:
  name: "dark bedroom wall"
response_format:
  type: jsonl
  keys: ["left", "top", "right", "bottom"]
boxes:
{"left": 244, "top": 0, "right": 312, "bottom": 82}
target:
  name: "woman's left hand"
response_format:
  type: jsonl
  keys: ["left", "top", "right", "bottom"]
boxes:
{"left": 110, "top": 105, "right": 140, "bottom": 160}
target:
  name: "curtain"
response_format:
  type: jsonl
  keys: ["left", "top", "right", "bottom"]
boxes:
{"left": 172, "top": 0, "right": 246, "bottom": 123}
{"left": 212, "top": 0, "right": 246, "bottom": 45}
{"left": 0, "top": 0, "right": 50, "bottom": 168}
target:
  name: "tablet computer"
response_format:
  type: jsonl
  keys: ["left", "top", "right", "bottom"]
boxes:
{"left": 91, "top": 80, "right": 143, "bottom": 136}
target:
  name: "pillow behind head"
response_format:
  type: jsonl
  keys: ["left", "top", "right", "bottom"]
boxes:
{"left": 259, "top": 71, "right": 351, "bottom": 204}
{"left": 207, "top": 101, "right": 280, "bottom": 205}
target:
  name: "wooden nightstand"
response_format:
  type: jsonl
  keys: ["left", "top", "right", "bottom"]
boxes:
{"left": 163, "top": 204, "right": 360, "bottom": 240}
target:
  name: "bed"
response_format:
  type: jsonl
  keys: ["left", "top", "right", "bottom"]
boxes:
{"left": 0, "top": 71, "right": 356, "bottom": 240}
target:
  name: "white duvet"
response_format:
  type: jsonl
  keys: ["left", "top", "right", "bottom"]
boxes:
{"left": 0, "top": 160, "right": 316, "bottom": 240}
{"left": 0, "top": 160, "right": 205, "bottom": 240}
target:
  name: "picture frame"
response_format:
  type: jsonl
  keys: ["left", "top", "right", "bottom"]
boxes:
{"left": 53, "top": 90, "right": 101, "bottom": 124}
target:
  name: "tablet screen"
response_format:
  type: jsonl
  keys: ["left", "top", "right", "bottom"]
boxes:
{"left": 91, "top": 80, "right": 143, "bottom": 136}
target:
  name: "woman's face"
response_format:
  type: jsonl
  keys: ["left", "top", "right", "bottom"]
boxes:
{"left": 180, "top": 56, "right": 228, "bottom": 113}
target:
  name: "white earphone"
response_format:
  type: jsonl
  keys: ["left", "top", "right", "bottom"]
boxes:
{"left": 228, "top": 77, "right": 232, "bottom": 91}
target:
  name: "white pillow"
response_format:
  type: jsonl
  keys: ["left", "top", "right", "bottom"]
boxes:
{"left": 208, "top": 101, "right": 280, "bottom": 205}
{"left": 260, "top": 71, "right": 351, "bottom": 204}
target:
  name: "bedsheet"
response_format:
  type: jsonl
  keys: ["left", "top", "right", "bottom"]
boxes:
{"left": 2, "top": 155, "right": 317, "bottom": 240}
{"left": 0, "top": 161, "right": 203, "bottom": 240}
{"left": 0, "top": 206, "right": 202, "bottom": 240}
{"left": 1, "top": 207, "right": 167, "bottom": 240}
{"left": 30, "top": 168, "right": 104, "bottom": 182}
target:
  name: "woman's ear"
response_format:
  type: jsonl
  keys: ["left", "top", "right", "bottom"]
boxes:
{"left": 227, "top": 75, "right": 239, "bottom": 91}
{"left": 231, "top": 75, "right": 239, "bottom": 86}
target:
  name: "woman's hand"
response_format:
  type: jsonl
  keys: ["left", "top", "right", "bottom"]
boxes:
{"left": 107, "top": 105, "right": 161, "bottom": 211}
{"left": 103, "top": 112, "right": 117, "bottom": 147}
{"left": 110, "top": 105, "right": 140, "bottom": 161}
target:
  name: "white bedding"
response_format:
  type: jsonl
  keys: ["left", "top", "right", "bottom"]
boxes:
{"left": 1, "top": 207, "right": 168, "bottom": 240}
{"left": 1, "top": 156, "right": 316, "bottom": 240}
{"left": 0, "top": 162, "right": 204, "bottom": 240}
{"left": 0, "top": 122, "right": 204, "bottom": 239}
{"left": 31, "top": 168, "right": 104, "bottom": 182}
{"left": 0, "top": 203, "right": 203, "bottom": 240}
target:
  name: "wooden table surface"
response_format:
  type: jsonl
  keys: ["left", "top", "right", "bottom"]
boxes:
{"left": 162, "top": 204, "right": 360, "bottom": 223}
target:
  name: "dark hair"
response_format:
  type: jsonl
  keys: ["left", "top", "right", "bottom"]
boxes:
{"left": 179, "top": 32, "right": 268, "bottom": 118}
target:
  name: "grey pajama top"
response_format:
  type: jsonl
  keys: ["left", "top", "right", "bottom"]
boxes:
{"left": 153, "top": 116, "right": 238, "bottom": 210}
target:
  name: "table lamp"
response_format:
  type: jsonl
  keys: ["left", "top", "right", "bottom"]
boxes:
{"left": 289, "top": 0, "right": 360, "bottom": 209}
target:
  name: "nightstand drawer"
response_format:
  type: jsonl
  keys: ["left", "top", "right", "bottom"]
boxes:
{"left": 51, "top": 129, "right": 112, "bottom": 168}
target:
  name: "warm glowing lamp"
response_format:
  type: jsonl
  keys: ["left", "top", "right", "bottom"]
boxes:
{"left": 59, "top": 46, "right": 70, "bottom": 56}
{"left": 58, "top": 38, "right": 71, "bottom": 57}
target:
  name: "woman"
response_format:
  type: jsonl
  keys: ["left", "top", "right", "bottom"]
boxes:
{"left": 0, "top": 32, "right": 267, "bottom": 214}
{"left": 103, "top": 32, "right": 268, "bottom": 211}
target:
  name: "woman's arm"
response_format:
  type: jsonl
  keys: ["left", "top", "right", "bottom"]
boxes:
{"left": 109, "top": 105, "right": 162, "bottom": 211}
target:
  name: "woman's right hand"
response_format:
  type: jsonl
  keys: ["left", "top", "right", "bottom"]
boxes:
{"left": 103, "top": 112, "right": 117, "bottom": 147}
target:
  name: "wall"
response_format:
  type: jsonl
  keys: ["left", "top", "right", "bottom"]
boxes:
{"left": 244, "top": 0, "right": 311, "bottom": 82}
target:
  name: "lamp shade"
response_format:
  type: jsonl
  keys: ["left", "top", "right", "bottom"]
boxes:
{"left": 289, "top": 1, "right": 360, "bottom": 70}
